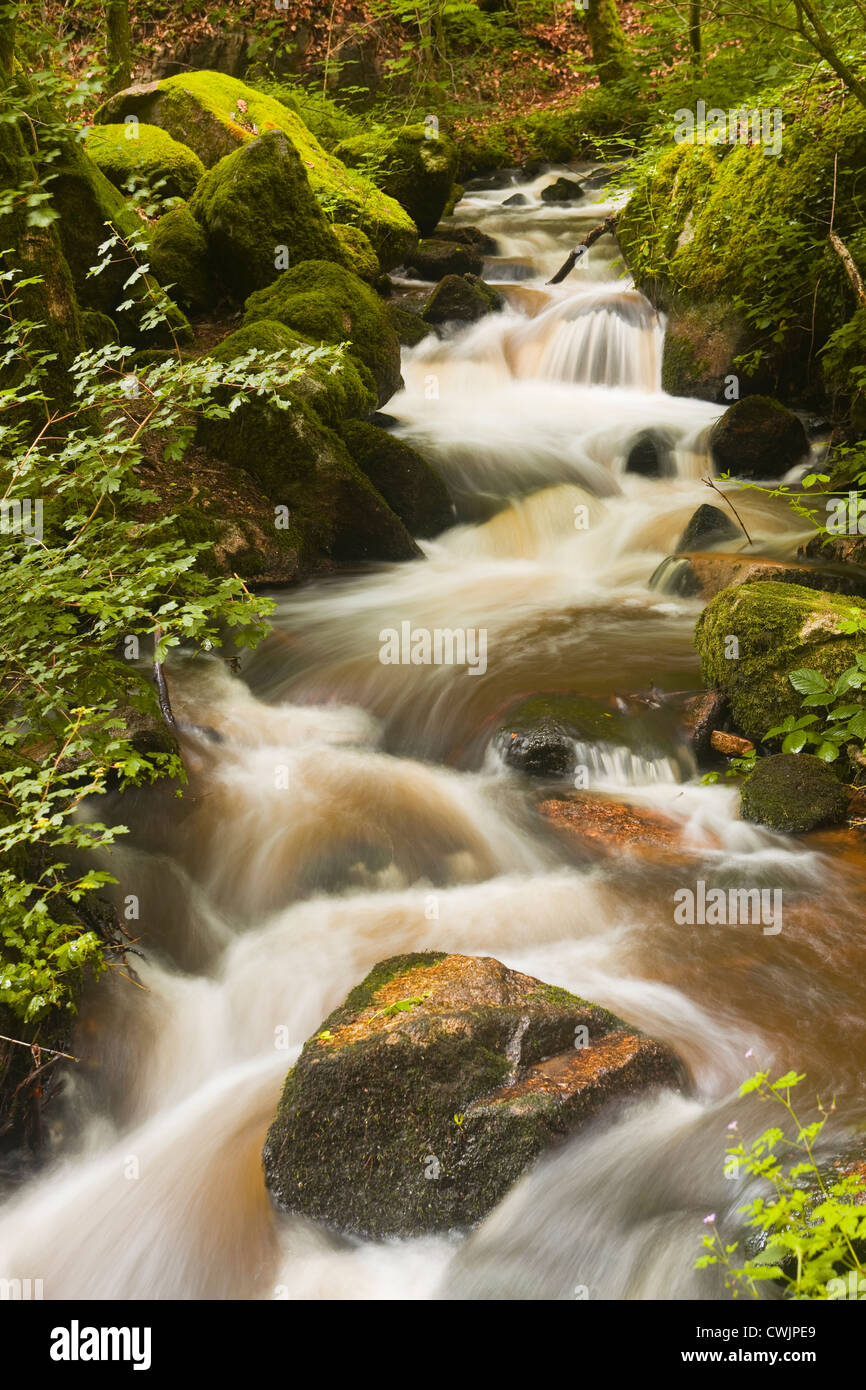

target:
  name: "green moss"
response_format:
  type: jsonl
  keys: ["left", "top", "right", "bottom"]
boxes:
{"left": 740, "top": 753, "right": 847, "bottom": 833}
{"left": 80, "top": 310, "right": 118, "bottom": 349}
{"left": 332, "top": 222, "right": 379, "bottom": 283}
{"left": 695, "top": 581, "right": 866, "bottom": 741}
{"left": 340, "top": 419, "right": 453, "bottom": 537}
{"left": 96, "top": 72, "right": 418, "bottom": 268}
{"left": 84, "top": 123, "right": 205, "bottom": 201}
{"left": 189, "top": 130, "right": 341, "bottom": 302}
{"left": 211, "top": 318, "right": 375, "bottom": 426}
{"left": 332, "top": 952, "right": 448, "bottom": 1027}
{"left": 385, "top": 301, "right": 432, "bottom": 347}
{"left": 243, "top": 259, "right": 402, "bottom": 406}
{"left": 149, "top": 205, "right": 213, "bottom": 313}
{"left": 335, "top": 125, "right": 459, "bottom": 237}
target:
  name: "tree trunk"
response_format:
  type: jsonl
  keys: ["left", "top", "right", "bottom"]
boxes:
{"left": 585, "top": 0, "right": 632, "bottom": 85}
{"left": 105, "top": 0, "right": 131, "bottom": 94}
{"left": 795, "top": 0, "right": 866, "bottom": 109}
{"left": 0, "top": 6, "right": 15, "bottom": 81}
{"left": 689, "top": 1, "right": 701, "bottom": 68}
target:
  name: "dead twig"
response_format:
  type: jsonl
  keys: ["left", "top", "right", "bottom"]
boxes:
{"left": 702, "top": 476, "right": 754, "bottom": 546}
{"left": 547, "top": 216, "right": 619, "bottom": 284}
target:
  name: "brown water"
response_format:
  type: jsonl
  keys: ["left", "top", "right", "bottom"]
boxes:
{"left": 1, "top": 166, "right": 864, "bottom": 1301}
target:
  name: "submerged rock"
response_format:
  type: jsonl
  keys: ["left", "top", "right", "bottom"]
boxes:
{"left": 501, "top": 192, "right": 529, "bottom": 207}
{"left": 624, "top": 429, "right": 675, "bottom": 478}
{"left": 406, "top": 238, "right": 483, "bottom": 279}
{"left": 539, "top": 793, "right": 690, "bottom": 858}
{"left": 675, "top": 503, "right": 742, "bottom": 553}
{"left": 262, "top": 951, "right": 684, "bottom": 1237}
{"left": 495, "top": 692, "right": 686, "bottom": 780}
{"left": 709, "top": 396, "right": 809, "bottom": 480}
{"left": 422, "top": 273, "right": 504, "bottom": 325}
{"left": 740, "top": 754, "right": 848, "bottom": 833}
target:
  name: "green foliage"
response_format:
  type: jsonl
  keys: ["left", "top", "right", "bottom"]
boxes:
{"left": 764, "top": 641, "right": 866, "bottom": 765}
{"left": 698, "top": 1070, "right": 866, "bottom": 1300}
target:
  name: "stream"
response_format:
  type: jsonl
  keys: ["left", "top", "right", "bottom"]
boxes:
{"left": 2, "top": 164, "right": 865, "bottom": 1301}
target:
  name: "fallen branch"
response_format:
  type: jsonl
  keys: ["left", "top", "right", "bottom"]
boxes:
{"left": 547, "top": 215, "right": 619, "bottom": 285}
{"left": 702, "top": 476, "right": 753, "bottom": 546}
{"left": 0, "top": 1033, "right": 79, "bottom": 1063}
{"left": 153, "top": 623, "right": 178, "bottom": 733}
{"left": 829, "top": 231, "right": 866, "bottom": 306}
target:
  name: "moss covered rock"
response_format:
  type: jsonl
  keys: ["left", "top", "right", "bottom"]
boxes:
{"left": 406, "top": 237, "right": 483, "bottom": 279}
{"left": 340, "top": 420, "right": 454, "bottom": 537}
{"left": 189, "top": 130, "right": 341, "bottom": 302}
{"left": 262, "top": 951, "right": 684, "bottom": 1237}
{"left": 740, "top": 753, "right": 848, "bottom": 833}
{"left": 80, "top": 309, "right": 118, "bottom": 349}
{"left": 84, "top": 122, "right": 205, "bottom": 201}
{"left": 710, "top": 396, "right": 809, "bottom": 480}
{"left": 244, "top": 259, "right": 402, "bottom": 406}
{"left": 422, "top": 273, "right": 504, "bottom": 326}
{"left": 385, "top": 301, "right": 433, "bottom": 346}
{"left": 332, "top": 222, "right": 379, "bottom": 283}
{"left": 199, "top": 321, "right": 417, "bottom": 568}
{"left": 95, "top": 72, "right": 418, "bottom": 268}
{"left": 694, "top": 581, "right": 866, "bottom": 741}
{"left": 541, "top": 175, "right": 584, "bottom": 203}
{"left": 335, "top": 124, "right": 459, "bottom": 237}
{"left": 148, "top": 206, "right": 214, "bottom": 313}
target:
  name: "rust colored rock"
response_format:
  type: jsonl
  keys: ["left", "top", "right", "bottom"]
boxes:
{"left": 672, "top": 552, "right": 866, "bottom": 603}
{"left": 538, "top": 793, "right": 686, "bottom": 855}
{"left": 710, "top": 730, "right": 755, "bottom": 756}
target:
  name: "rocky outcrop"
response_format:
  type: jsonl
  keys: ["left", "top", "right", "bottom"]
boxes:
{"left": 96, "top": 72, "right": 418, "bottom": 267}
{"left": 263, "top": 952, "right": 685, "bottom": 1237}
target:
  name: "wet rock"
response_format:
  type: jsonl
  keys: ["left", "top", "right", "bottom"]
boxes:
{"left": 695, "top": 581, "right": 866, "bottom": 743}
{"left": 660, "top": 552, "right": 866, "bottom": 603}
{"left": 679, "top": 689, "right": 729, "bottom": 760}
{"left": 710, "top": 730, "right": 755, "bottom": 757}
{"left": 495, "top": 692, "right": 685, "bottom": 778}
{"left": 624, "top": 429, "right": 675, "bottom": 478}
{"left": 501, "top": 192, "right": 529, "bottom": 207}
{"left": 262, "top": 951, "right": 684, "bottom": 1237}
{"left": 465, "top": 168, "right": 520, "bottom": 190}
{"left": 421, "top": 273, "right": 504, "bottom": 326}
{"left": 538, "top": 793, "right": 689, "bottom": 857}
{"left": 740, "top": 754, "right": 848, "bottom": 833}
{"left": 340, "top": 420, "right": 455, "bottom": 538}
{"left": 541, "top": 176, "right": 584, "bottom": 203}
{"left": 709, "top": 396, "right": 809, "bottom": 480}
{"left": 675, "top": 503, "right": 742, "bottom": 553}
{"left": 440, "top": 224, "right": 499, "bottom": 255}
{"left": 405, "top": 238, "right": 483, "bottom": 279}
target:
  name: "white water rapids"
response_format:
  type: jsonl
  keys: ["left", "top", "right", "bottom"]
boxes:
{"left": 2, "top": 164, "right": 865, "bottom": 1301}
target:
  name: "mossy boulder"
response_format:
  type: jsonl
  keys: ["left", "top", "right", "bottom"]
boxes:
{"left": 335, "top": 124, "right": 459, "bottom": 237}
{"left": 694, "top": 581, "right": 866, "bottom": 742}
{"left": 386, "top": 301, "right": 433, "bottom": 347}
{"left": 95, "top": 72, "right": 418, "bottom": 268}
{"left": 422, "top": 273, "right": 504, "bottom": 326}
{"left": 262, "top": 951, "right": 684, "bottom": 1237}
{"left": 211, "top": 319, "right": 375, "bottom": 427}
{"left": 340, "top": 420, "right": 454, "bottom": 537}
{"left": 84, "top": 123, "right": 205, "bottom": 202}
{"left": 244, "top": 259, "right": 402, "bottom": 407}
{"left": 199, "top": 322, "right": 417, "bottom": 568}
{"left": 406, "top": 237, "right": 483, "bottom": 279}
{"left": 80, "top": 309, "right": 118, "bottom": 350}
{"left": 43, "top": 126, "right": 192, "bottom": 347}
{"left": 709, "top": 396, "right": 809, "bottom": 480}
{"left": 332, "top": 222, "right": 379, "bottom": 283}
{"left": 740, "top": 754, "right": 848, "bottom": 833}
{"left": 189, "top": 130, "right": 341, "bottom": 302}
{"left": 148, "top": 206, "right": 214, "bottom": 313}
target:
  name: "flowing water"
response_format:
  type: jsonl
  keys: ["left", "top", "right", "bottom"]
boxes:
{"left": 3, "top": 165, "right": 866, "bottom": 1301}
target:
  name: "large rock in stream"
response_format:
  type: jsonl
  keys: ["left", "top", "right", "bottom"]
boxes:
{"left": 263, "top": 952, "right": 684, "bottom": 1237}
